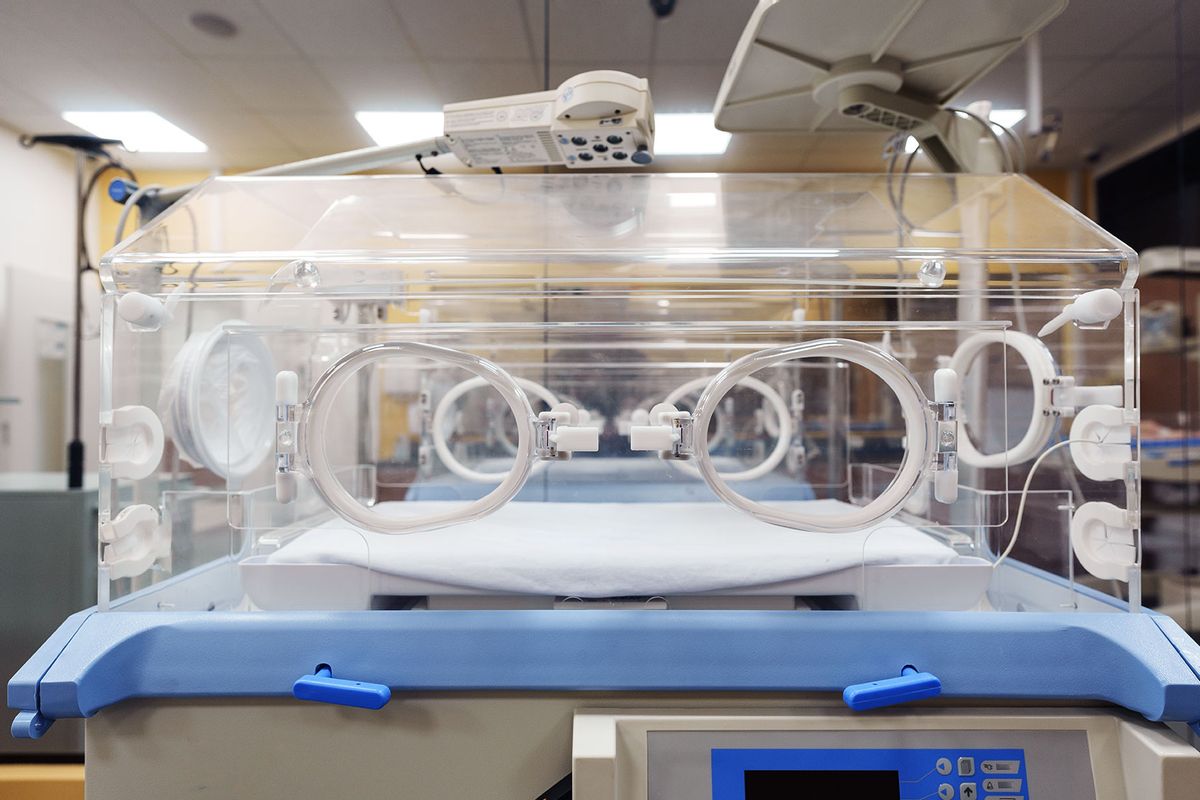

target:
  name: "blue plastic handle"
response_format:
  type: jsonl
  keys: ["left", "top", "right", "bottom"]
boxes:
{"left": 843, "top": 666, "right": 942, "bottom": 711}
{"left": 11, "top": 710, "right": 53, "bottom": 739}
{"left": 292, "top": 666, "right": 391, "bottom": 710}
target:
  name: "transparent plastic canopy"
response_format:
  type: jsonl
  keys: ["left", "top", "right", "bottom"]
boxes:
{"left": 102, "top": 173, "right": 1135, "bottom": 295}
{"left": 97, "top": 173, "right": 1140, "bottom": 617}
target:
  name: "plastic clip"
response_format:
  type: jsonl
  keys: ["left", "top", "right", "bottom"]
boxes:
{"left": 843, "top": 666, "right": 942, "bottom": 711}
{"left": 629, "top": 402, "right": 694, "bottom": 459}
{"left": 292, "top": 666, "right": 391, "bottom": 710}
{"left": 930, "top": 368, "right": 959, "bottom": 504}
{"left": 535, "top": 403, "right": 601, "bottom": 460}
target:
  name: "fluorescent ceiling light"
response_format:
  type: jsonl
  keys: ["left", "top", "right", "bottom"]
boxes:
{"left": 356, "top": 111, "right": 443, "bottom": 146}
{"left": 668, "top": 192, "right": 717, "bottom": 208}
{"left": 654, "top": 113, "right": 731, "bottom": 156}
{"left": 62, "top": 111, "right": 207, "bottom": 153}
{"left": 989, "top": 108, "right": 1027, "bottom": 129}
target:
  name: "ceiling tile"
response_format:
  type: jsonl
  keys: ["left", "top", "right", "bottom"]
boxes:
{"left": 127, "top": 0, "right": 300, "bottom": 57}
{"left": 200, "top": 58, "right": 347, "bottom": 112}
{"left": 396, "top": 0, "right": 533, "bottom": 62}
{"left": 2, "top": 0, "right": 182, "bottom": 58}
{"left": 1038, "top": 0, "right": 1176, "bottom": 57}
{"left": 1116, "top": 12, "right": 1184, "bottom": 57}
{"left": 90, "top": 59, "right": 243, "bottom": 113}
{"left": 263, "top": 112, "right": 375, "bottom": 157}
{"left": 258, "top": 0, "right": 415, "bottom": 58}
{"left": 522, "top": 0, "right": 654, "bottom": 63}
{"left": 650, "top": 62, "right": 729, "bottom": 112}
{"left": 650, "top": 0, "right": 759, "bottom": 63}
{"left": 429, "top": 60, "right": 541, "bottom": 104}
{"left": 1051, "top": 57, "right": 1179, "bottom": 112}
{"left": 0, "top": 77, "right": 54, "bottom": 114}
{"left": 312, "top": 59, "right": 440, "bottom": 110}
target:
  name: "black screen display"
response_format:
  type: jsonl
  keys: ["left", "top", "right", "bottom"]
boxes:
{"left": 744, "top": 769, "right": 901, "bottom": 799}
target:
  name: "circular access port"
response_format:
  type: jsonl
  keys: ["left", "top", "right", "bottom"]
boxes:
{"left": 592, "top": 143, "right": 608, "bottom": 153}
{"left": 606, "top": 134, "right": 623, "bottom": 145}
{"left": 570, "top": 136, "right": 588, "bottom": 146}
{"left": 612, "top": 151, "right": 628, "bottom": 160}
{"left": 578, "top": 151, "right": 594, "bottom": 161}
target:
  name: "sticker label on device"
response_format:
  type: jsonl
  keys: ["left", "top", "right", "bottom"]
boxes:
{"left": 983, "top": 777, "right": 1023, "bottom": 792}
{"left": 981, "top": 760, "right": 1021, "bottom": 774}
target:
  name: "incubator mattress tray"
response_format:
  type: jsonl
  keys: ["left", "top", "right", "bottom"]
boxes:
{"left": 243, "top": 499, "right": 989, "bottom": 610}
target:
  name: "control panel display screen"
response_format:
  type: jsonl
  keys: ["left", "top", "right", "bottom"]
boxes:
{"left": 745, "top": 770, "right": 899, "bottom": 798}
{"left": 712, "top": 748, "right": 1027, "bottom": 800}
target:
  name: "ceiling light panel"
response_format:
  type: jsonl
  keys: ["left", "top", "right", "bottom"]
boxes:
{"left": 654, "top": 113, "right": 732, "bottom": 156}
{"left": 62, "top": 111, "right": 207, "bottom": 153}
{"left": 355, "top": 111, "right": 444, "bottom": 146}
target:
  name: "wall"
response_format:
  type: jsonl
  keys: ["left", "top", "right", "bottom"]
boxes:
{"left": 0, "top": 123, "right": 98, "bottom": 474}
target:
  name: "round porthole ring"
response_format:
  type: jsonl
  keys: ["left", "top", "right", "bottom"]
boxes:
{"left": 302, "top": 341, "right": 536, "bottom": 534}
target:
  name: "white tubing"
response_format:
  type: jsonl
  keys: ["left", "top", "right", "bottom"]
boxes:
{"left": 303, "top": 342, "right": 535, "bottom": 534}
{"left": 663, "top": 375, "right": 792, "bottom": 482}
{"left": 693, "top": 339, "right": 933, "bottom": 533}
{"left": 433, "top": 376, "right": 559, "bottom": 483}
{"left": 948, "top": 331, "right": 1058, "bottom": 468}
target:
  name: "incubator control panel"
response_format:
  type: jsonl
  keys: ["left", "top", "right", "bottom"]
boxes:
{"left": 638, "top": 729, "right": 1097, "bottom": 800}
{"left": 711, "top": 748, "right": 1028, "bottom": 800}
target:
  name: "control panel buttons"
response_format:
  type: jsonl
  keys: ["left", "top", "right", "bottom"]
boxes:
{"left": 937, "top": 783, "right": 954, "bottom": 800}
{"left": 570, "top": 136, "right": 588, "bottom": 146}
{"left": 612, "top": 151, "right": 628, "bottom": 160}
{"left": 959, "top": 782, "right": 977, "bottom": 800}
{"left": 983, "top": 778, "right": 1023, "bottom": 793}
{"left": 592, "top": 143, "right": 609, "bottom": 153}
{"left": 957, "top": 756, "right": 975, "bottom": 776}
{"left": 935, "top": 757, "right": 952, "bottom": 775}
{"left": 606, "top": 134, "right": 623, "bottom": 144}
{"left": 981, "top": 760, "right": 1020, "bottom": 774}
{"left": 577, "top": 152, "right": 594, "bottom": 161}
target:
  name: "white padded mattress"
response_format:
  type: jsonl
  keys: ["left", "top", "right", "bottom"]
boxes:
{"left": 265, "top": 499, "right": 956, "bottom": 597}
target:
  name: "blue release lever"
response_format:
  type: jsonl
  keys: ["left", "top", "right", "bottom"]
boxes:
{"left": 843, "top": 666, "right": 942, "bottom": 711}
{"left": 292, "top": 666, "right": 391, "bottom": 710}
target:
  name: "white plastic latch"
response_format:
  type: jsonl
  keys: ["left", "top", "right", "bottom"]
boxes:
{"left": 931, "top": 367, "right": 959, "bottom": 505}
{"left": 275, "top": 371, "right": 300, "bottom": 503}
{"left": 1045, "top": 375, "right": 1123, "bottom": 418}
{"left": 535, "top": 403, "right": 600, "bottom": 460}
{"left": 1070, "top": 501, "right": 1136, "bottom": 582}
{"left": 629, "top": 402, "right": 694, "bottom": 459}
{"left": 1069, "top": 404, "right": 1132, "bottom": 482}
{"left": 100, "top": 504, "right": 170, "bottom": 580}
{"left": 99, "top": 405, "right": 164, "bottom": 480}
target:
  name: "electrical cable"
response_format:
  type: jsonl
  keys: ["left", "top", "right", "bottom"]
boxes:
{"left": 114, "top": 184, "right": 164, "bottom": 246}
{"left": 304, "top": 342, "right": 536, "bottom": 534}
{"left": 692, "top": 339, "right": 933, "bottom": 533}
{"left": 992, "top": 433, "right": 1119, "bottom": 569}
{"left": 948, "top": 107, "right": 1014, "bottom": 172}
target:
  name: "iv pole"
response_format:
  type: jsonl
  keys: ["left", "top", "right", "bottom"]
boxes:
{"left": 18, "top": 133, "right": 126, "bottom": 489}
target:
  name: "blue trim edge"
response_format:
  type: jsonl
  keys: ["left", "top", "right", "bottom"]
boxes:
{"left": 9, "top": 610, "right": 1200, "bottom": 732}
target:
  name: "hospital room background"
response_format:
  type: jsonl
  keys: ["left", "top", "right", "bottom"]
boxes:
{"left": 0, "top": 1, "right": 1198, "bottom": 798}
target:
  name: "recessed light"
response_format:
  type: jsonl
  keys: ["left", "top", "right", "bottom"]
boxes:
{"left": 190, "top": 12, "right": 238, "bottom": 39}
{"left": 355, "top": 111, "right": 444, "bottom": 146}
{"left": 654, "top": 113, "right": 732, "bottom": 156}
{"left": 61, "top": 111, "right": 207, "bottom": 153}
